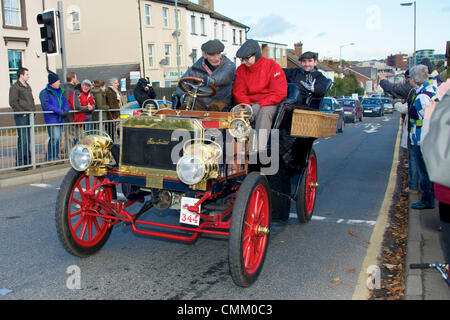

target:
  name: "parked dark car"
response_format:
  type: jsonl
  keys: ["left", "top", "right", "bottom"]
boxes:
{"left": 320, "top": 97, "right": 344, "bottom": 133}
{"left": 381, "top": 97, "right": 394, "bottom": 114}
{"left": 361, "top": 98, "right": 384, "bottom": 117}
{"left": 337, "top": 98, "right": 363, "bottom": 123}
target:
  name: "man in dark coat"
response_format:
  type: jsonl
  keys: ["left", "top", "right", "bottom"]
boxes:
{"left": 9, "top": 67, "right": 35, "bottom": 169}
{"left": 176, "top": 39, "right": 236, "bottom": 111}
{"left": 134, "top": 77, "right": 156, "bottom": 108}
{"left": 283, "top": 52, "right": 331, "bottom": 108}
{"left": 379, "top": 70, "right": 415, "bottom": 103}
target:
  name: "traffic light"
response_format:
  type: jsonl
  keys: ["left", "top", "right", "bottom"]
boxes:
{"left": 37, "top": 9, "right": 59, "bottom": 55}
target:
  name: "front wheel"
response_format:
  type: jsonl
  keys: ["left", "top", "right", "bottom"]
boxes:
{"left": 229, "top": 172, "right": 271, "bottom": 287}
{"left": 55, "top": 169, "right": 115, "bottom": 257}
{"left": 296, "top": 149, "right": 318, "bottom": 223}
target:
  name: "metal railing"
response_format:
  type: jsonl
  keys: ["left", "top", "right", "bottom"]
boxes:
{"left": 0, "top": 109, "right": 121, "bottom": 172}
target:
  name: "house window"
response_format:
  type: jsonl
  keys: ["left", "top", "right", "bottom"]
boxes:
{"left": 177, "top": 45, "right": 182, "bottom": 66}
{"left": 190, "top": 15, "right": 196, "bottom": 34}
{"left": 162, "top": 7, "right": 169, "bottom": 27}
{"left": 2, "top": 0, "right": 26, "bottom": 28}
{"left": 8, "top": 49, "right": 23, "bottom": 85}
{"left": 214, "top": 22, "right": 218, "bottom": 39}
{"left": 221, "top": 24, "right": 226, "bottom": 41}
{"left": 200, "top": 17, "right": 206, "bottom": 35}
{"left": 148, "top": 44, "right": 155, "bottom": 67}
{"left": 164, "top": 44, "right": 171, "bottom": 66}
{"left": 275, "top": 48, "right": 281, "bottom": 59}
{"left": 239, "top": 30, "right": 243, "bottom": 45}
{"left": 70, "top": 10, "right": 80, "bottom": 31}
{"left": 145, "top": 4, "right": 151, "bottom": 25}
{"left": 191, "top": 49, "right": 197, "bottom": 64}
{"left": 232, "top": 29, "right": 236, "bottom": 44}
{"left": 174, "top": 9, "right": 180, "bottom": 28}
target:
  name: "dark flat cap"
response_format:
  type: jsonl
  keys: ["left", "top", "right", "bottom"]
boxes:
{"left": 299, "top": 51, "right": 318, "bottom": 61}
{"left": 201, "top": 40, "right": 225, "bottom": 55}
{"left": 236, "top": 39, "right": 262, "bottom": 61}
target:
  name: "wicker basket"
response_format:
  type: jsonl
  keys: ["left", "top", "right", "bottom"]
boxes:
{"left": 290, "top": 109, "right": 338, "bottom": 138}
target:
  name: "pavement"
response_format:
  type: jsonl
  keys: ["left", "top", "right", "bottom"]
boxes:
{"left": 0, "top": 162, "right": 449, "bottom": 300}
{"left": 405, "top": 193, "right": 450, "bottom": 300}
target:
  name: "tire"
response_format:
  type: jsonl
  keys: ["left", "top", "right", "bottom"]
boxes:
{"left": 296, "top": 149, "right": 318, "bottom": 223}
{"left": 229, "top": 172, "right": 271, "bottom": 287}
{"left": 55, "top": 169, "right": 115, "bottom": 257}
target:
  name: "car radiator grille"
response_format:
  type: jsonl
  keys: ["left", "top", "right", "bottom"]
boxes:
{"left": 121, "top": 127, "right": 192, "bottom": 172}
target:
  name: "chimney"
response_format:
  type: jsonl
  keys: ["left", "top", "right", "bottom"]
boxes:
{"left": 294, "top": 42, "right": 303, "bottom": 57}
{"left": 199, "top": 0, "right": 214, "bottom": 11}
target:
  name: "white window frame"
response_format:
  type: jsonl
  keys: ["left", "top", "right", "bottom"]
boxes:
{"left": 162, "top": 7, "right": 169, "bottom": 27}
{"left": 164, "top": 44, "right": 171, "bottom": 66}
{"left": 214, "top": 22, "right": 218, "bottom": 39}
{"left": 148, "top": 43, "right": 155, "bottom": 67}
{"left": 221, "top": 24, "right": 226, "bottom": 41}
{"left": 145, "top": 4, "right": 152, "bottom": 26}
{"left": 3, "top": 0, "right": 22, "bottom": 27}
{"left": 177, "top": 45, "right": 182, "bottom": 66}
{"left": 190, "top": 15, "right": 196, "bottom": 34}
{"left": 200, "top": 17, "right": 206, "bottom": 35}
{"left": 174, "top": 8, "right": 180, "bottom": 28}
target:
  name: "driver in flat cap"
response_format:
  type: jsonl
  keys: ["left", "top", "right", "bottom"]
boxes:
{"left": 176, "top": 39, "right": 236, "bottom": 111}
{"left": 283, "top": 51, "right": 330, "bottom": 108}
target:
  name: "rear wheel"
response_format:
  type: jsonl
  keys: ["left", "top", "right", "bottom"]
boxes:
{"left": 296, "top": 149, "right": 318, "bottom": 223}
{"left": 55, "top": 169, "right": 115, "bottom": 257}
{"left": 229, "top": 172, "right": 271, "bottom": 287}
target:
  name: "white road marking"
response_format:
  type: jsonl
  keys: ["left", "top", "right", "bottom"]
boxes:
{"left": 0, "top": 288, "right": 12, "bottom": 296}
{"left": 30, "top": 183, "right": 53, "bottom": 188}
{"left": 289, "top": 212, "right": 376, "bottom": 226}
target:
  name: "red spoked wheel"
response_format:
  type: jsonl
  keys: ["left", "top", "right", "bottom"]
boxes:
{"left": 296, "top": 149, "right": 318, "bottom": 223}
{"left": 229, "top": 172, "right": 271, "bottom": 287}
{"left": 55, "top": 169, "right": 115, "bottom": 257}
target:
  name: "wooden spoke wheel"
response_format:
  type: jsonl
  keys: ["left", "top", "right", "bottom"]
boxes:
{"left": 296, "top": 149, "right": 318, "bottom": 223}
{"left": 55, "top": 169, "right": 115, "bottom": 257}
{"left": 229, "top": 172, "right": 271, "bottom": 287}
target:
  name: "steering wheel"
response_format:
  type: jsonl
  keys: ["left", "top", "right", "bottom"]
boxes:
{"left": 178, "top": 77, "right": 217, "bottom": 98}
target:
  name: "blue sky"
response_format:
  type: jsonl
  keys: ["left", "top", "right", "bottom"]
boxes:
{"left": 210, "top": 0, "right": 450, "bottom": 61}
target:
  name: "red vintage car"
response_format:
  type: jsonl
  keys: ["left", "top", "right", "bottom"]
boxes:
{"left": 55, "top": 78, "right": 336, "bottom": 287}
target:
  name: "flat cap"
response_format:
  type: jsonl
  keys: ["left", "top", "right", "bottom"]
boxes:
{"left": 201, "top": 40, "right": 225, "bottom": 55}
{"left": 299, "top": 51, "right": 318, "bottom": 61}
{"left": 236, "top": 39, "right": 261, "bottom": 60}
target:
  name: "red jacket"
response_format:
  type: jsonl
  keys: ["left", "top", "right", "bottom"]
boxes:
{"left": 68, "top": 90, "right": 95, "bottom": 123}
{"left": 435, "top": 183, "right": 450, "bottom": 205}
{"left": 233, "top": 57, "right": 287, "bottom": 107}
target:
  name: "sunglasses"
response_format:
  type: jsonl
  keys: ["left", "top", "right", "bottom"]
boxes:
{"left": 239, "top": 55, "right": 254, "bottom": 62}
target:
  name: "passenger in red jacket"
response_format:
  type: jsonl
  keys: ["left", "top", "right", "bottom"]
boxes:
{"left": 233, "top": 39, "right": 287, "bottom": 150}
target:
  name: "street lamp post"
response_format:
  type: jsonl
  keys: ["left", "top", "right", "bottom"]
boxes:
{"left": 339, "top": 43, "right": 355, "bottom": 69}
{"left": 400, "top": 1, "right": 416, "bottom": 66}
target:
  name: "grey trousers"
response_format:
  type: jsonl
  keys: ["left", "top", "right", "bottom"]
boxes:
{"left": 251, "top": 103, "right": 278, "bottom": 151}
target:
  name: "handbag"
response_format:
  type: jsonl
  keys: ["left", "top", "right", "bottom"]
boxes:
{"left": 422, "top": 94, "right": 450, "bottom": 187}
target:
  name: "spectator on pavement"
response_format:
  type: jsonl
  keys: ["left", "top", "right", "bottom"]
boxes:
{"left": 379, "top": 70, "right": 419, "bottom": 195}
{"left": 176, "top": 39, "right": 236, "bottom": 111}
{"left": 79, "top": 79, "right": 95, "bottom": 131}
{"left": 134, "top": 77, "right": 156, "bottom": 108}
{"left": 283, "top": 51, "right": 330, "bottom": 108}
{"left": 92, "top": 80, "right": 110, "bottom": 125}
{"left": 39, "top": 73, "right": 70, "bottom": 162}
{"left": 408, "top": 65, "right": 437, "bottom": 210}
{"left": 233, "top": 39, "right": 287, "bottom": 150}
{"left": 62, "top": 72, "right": 78, "bottom": 115}
{"left": 421, "top": 79, "right": 450, "bottom": 262}
{"left": 9, "top": 67, "right": 35, "bottom": 170}
{"left": 105, "top": 78, "right": 122, "bottom": 139}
